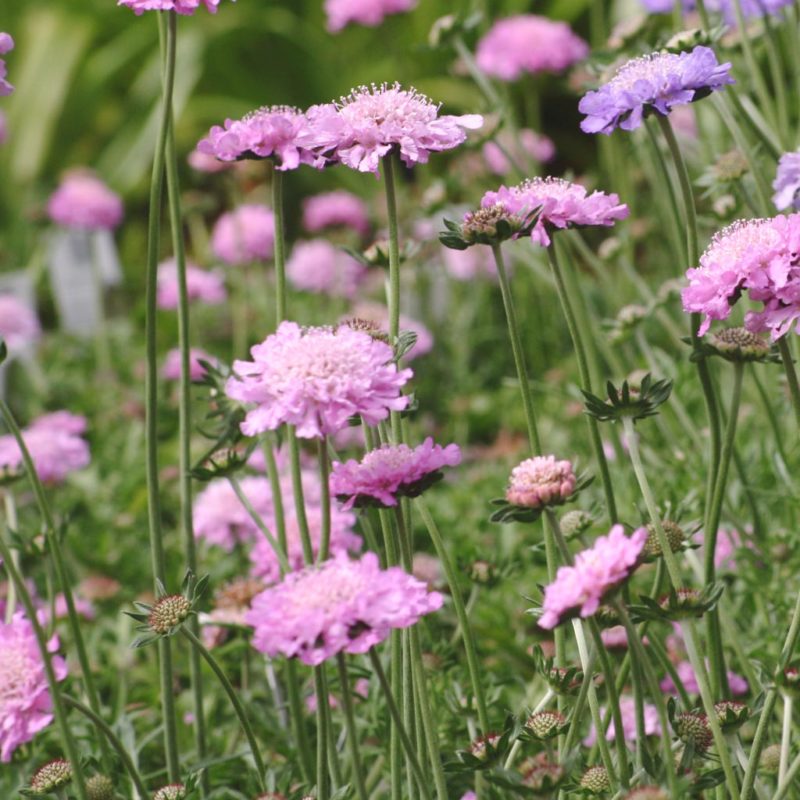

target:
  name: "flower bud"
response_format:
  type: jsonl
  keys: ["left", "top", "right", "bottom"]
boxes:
{"left": 86, "top": 774, "right": 115, "bottom": 800}
{"left": 525, "top": 710, "right": 568, "bottom": 741}
{"left": 29, "top": 760, "right": 72, "bottom": 795}
{"left": 580, "top": 765, "right": 611, "bottom": 795}
{"left": 759, "top": 743, "right": 782, "bottom": 775}
{"left": 148, "top": 595, "right": 192, "bottom": 635}
{"left": 153, "top": 785, "right": 187, "bottom": 800}
{"left": 674, "top": 711, "right": 713, "bottom": 753}
{"left": 643, "top": 520, "right": 686, "bottom": 560}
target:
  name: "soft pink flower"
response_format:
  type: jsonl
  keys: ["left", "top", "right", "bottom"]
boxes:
{"left": 483, "top": 129, "right": 555, "bottom": 175}
{"left": 29, "top": 411, "right": 88, "bottom": 437}
{"left": 118, "top": 0, "right": 223, "bottom": 15}
{"left": 43, "top": 594, "right": 96, "bottom": 625}
{"left": 157, "top": 259, "right": 226, "bottom": 309}
{"left": 47, "top": 172, "right": 123, "bottom": 231}
{"left": 211, "top": 204, "right": 275, "bottom": 266}
{"left": 481, "top": 177, "right": 629, "bottom": 247}
{"left": 475, "top": 15, "right": 588, "bottom": 81}
{"left": 226, "top": 321, "right": 412, "bottom": 439}
{"left": 0, "top": 295, "right": 41, "bottom": 354}
{"left": 246, "top": 551, "right": 443, "bottom": 665}
{"left": 0, "top": 110, "right": 7, "bottom": 144}
{"left": 306, "top": 84, "right": 483, "bottom": 175}
{"left": 0, "top": 33, "right": 14, "bottom": 97}
{"left": 330, "top": 438, "right": 461, "bottom": 509}
{"left": 0, "top": 613, "right": 67, "bottom": 762}
{"left": 539, "top": 525, "right": 647, "bottom": 629}
{"left": 324, "top": 0, "right": 416, "bottom": 32}
{"left": 442, "top": 246, "right": 497, "bottom": 281}
{"left": 660, "top": 660, "right": 749, "bottom": 696}
{"left": 188, "top": 147, "right": 232, "bottom": 173}
{"left": 162, "top": 348, "right": 215, "bottom": 382}
{"left": 696, "top": 527, "right": 752, "bottom": 571}
{"left": 287, "top": 240, "right": 366, "bottom": 299}
{"left": 303, "top": 190, "right": 370, "bottom": 237}
{"left": 584, "top": 696, "right": 660, "bottom": 746}
{"left": 505, "top": 455, "right": 576, "bottom": 509}
{"left": 348, "top": 301, "right": 434, "bottom": 360}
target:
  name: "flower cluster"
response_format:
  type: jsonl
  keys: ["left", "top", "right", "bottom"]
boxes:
{"left": 47, "top": 172, "right": 124, "bottom": 231}
{"left": 324, "top": 0, "right": 417, "bottom": 33}
{"left": 211, "top": 204, "right": 275, "bottom": 265}
{"left": 302, "top": 190, "right": 370, "bottom": 237}
{"left": 640, "top": 0, "right": 793, "bottom": 22}
{"left": 0, "top": 295, "right": 41, "bottom": 355}
{"left": 287, "top": 240, "right": 366, "bottom": 299}
{"left": 246, "top": 551, "right": 443, "bottom": 665}
{"left": 585, "top": 696, "right": 660, "bottom": 745}
{"left": 505, "top": 455, "right": 576, "bottom": 509}
{"left": 157, "top": 259, "right": 226, "bottom": 309}
{"left": 118, "top": 0, "right": 224, "bottom": 15}
{"left": 0, "top": 33, "right": 13, "bottom": 96}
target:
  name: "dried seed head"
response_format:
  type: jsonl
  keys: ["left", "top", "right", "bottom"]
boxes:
{"left": 559, "top": 509, "right": 592, "bottom": 540}
{"left": 148, "top": 595, "right": 192, "bottom": 634}
{"left": 674, "top": 711, "right": 713, "bottom": 753}
{"left": 712, "top": 149, "right": 749, "bottom": 183}
{"left": 461, "top": 203, "right": 523, "bottom": 243}
{"left": 759, "top": 743, "right": 782, "bottom": 775}
{"left": 644, "top": 520, "right": 686, "bottom": 559}
{"left": 30, "top": 760, "right": 73, "bottom": 795}
{"left": 580, "top": 765, "right": 611, "bottom": 794}
{"left": 469, "top": 559, "right": 496, "bottom": 585}
{"left": 709, "top": 327, "right": 770, "bottom": 361}
{"left": 714, "top": 700, "right": 749, "bottom": 732}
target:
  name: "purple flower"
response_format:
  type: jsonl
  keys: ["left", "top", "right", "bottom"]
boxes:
{"left": 579, "top": 47, "right": 734, "bottom": 136}
{"left": 162, "top": 348, "right": 216, "bottom": 382}
{"left": 0, "top": 295, "right": 40, "bottom": 354}
{"left": 0, "top": 32, "right": 14, "bottom": 96}
{"left": 287, "top": 240, "right": 366, "bottom": 299}
{"left": 483, "top": 129, "right": 555, "bottom": 176}
{"left": 539, "top": 525, "right": 647, "bottom": 630}
{"left": 246, "top": 551, "right": 443, "bottom": 665}
{"left": 585, "top": 696, "right": 661, "bottom": 745}
{"left": 302, "top": 190, "right": 370, "bottom": 237}
{"left": 118, "top": 0, "right": 225, "bottom": 14}
{"left": 324, "top": 0, "right": 417, "bottom": 33}
{"left": 640, "top": 0, "right": 792, "bottom": 22}
{"left": 773, "top": 151, "right": 800, "bottom": 211}
{"left": 660, "top": 660, "right": 749, "bottom": 696}
{"left": 47, "top": 172, "right": 124, "bottom": 231}
{"left": 442, "top": 247, "right": 497, "bottom": 281}
{"left": 306, "top": 83, "right": 483, "bottom": 175}
{"left": 157, "top": 259, "right": 226, "bottom": 309}
{"left": 505, "top": 455, "right": 576, "bottom": 509}
{"left": 226, "top": 321, "right": 412, "bottom": 439}
{"left": 330, "top": 437, "right": 461, "bottom": 509}
{"left": 0, "top": 613, "right": 67, "bottom": 762}
{"left": 29, "top": 411, "right": 87, "bottom": 437}
{"left": 348, "top": 302, "right": 434, "bottom": 360}
{"left": 211, "top": 204, "right": 275, "bottom": 265}
{"left": 481, "top": 177, "right": 628, "bottom": 247}
{"left": 187, "top": 147, "right": 232, "bottom": 173}
{"left": 475, "top": 15, "right": 588, "bottom": 81}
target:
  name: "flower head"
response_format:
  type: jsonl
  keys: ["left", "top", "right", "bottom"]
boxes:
{"left": 152, "top": 785, "right": 186, "bottom": 800}
{"left": 539, "top": 525, "right": 647, "bottom": 629}
{"left": 119, "top": 0, "right": 222, "bottom": 14}
{"left": 287, "top": 240, "right": 366, "bottom": 299}
{"left": 640, "top": 0, "right": 792, "bottom": 23}
{"left": 29, "top": 758, "right": 72, "bottom": 795}
{"left": 307, "top": 83, "right": 483, "bottom": 175}
{"left": 331, "top": 437, "right": 461, "bottom": 509}
{"left": 148, "top": 595, "right": 192, "bottom": 635}
{"left": 442, "top": 246, "right": 497, "bottom": 281}
{"left": 483, "top": 128, "right": 555, "bottom": 175}
{"left": 475, "top": 15, "right": 588, "bottom": 81}
{"left": 0, "top": 613, "right": 68, "bottom": 762}
{"left": 660, "top": 659, "right": 748, "bottom": 696}
{"left": 226, "top": 321, "right": 412, "bottom": 439}
{"left": 157, "top": 259, "right": 226, "bottom": 309}
{"left": 188, "top": 147, "right": 232, "bottom": 173}
{"left": 246, "top": 551, "right": 443, "bottom": 665}
{"left": 0, "top": 33, "right": 14, "bottom": 96}
{"left": 325, "top": 0, "right": 417, "bottom": 33}
{"left": 0, "top": 295, "right": 40, "bottom": 354}
{"left": 162, "top": 348, "right": 216, "bottom": 382}
{"left": 211, "top": 204, "right": 275, "bottom": 265}
{"left": 585, "top": 696, "right": 660, "bottom": 745}
{"left": 773, "top": 151, "right": 800, "bottom": 211}
{"left": 348, "top": 302, "right": 434, "bottom": 360}
{"left": 302, "top": 190, "right": 370, "bottom": 237}
{"left": 86, "top": 774, "right": 115, "bottom": 800}
{"left": 505, "top": 455, "right": 576, "bottom": 509}
{"left": 580, "top": 765, "right": 611, "bottom": 795}
{"left": 481, "top": 177, "right": 628, "bottom": 246}
{"left": 47, "top": 171, "right": 124, "bottom": 230}
{"left": 579, "top": 47, "right": 733, "bottom": 135}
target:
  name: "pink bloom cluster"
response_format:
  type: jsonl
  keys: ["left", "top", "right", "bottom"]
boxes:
{"left": 162, "top": 347, "right": 216, "bottom": 382}
{"left": 475, "top": 15, "right": 588, "bottom": 81}
{"left": 483, "top": 129, "right": 555, "bottom": 175}
{"left": 442, "top": 246, "right": 497, "bottom": 281}
{"left": 188, "top": 147, "right": 232, "bottom": 173}
{"left": 47, "top": 172, "right": 124, "bottom": 231}
{"left": 287, "top": 240, "right": 366, "bottom": 299}
{"left": 0, "top": 613, "right": 67, "bottom": 762}
{"left": 505, "top": 455, "right": 576, "bottom": 509}
{"left": 324, "top": 0, "right": 416, "bottom": 32}
{"left": 211, "top": 204, "right": 275, "bottom": 265}
{"left": 0, "top": 295, "right": 41, "bottom": 354}
{"left": 118, "top": 0, "right": 223, "bottom": 14}
{"left": 0, "top": 33, "right": 13, "bottom": 96}
{"left": 539, "top": 525, "right": 647, "bottom": 629}
{"left": 482, "top": 177, "right": 629, "bottom": 247}
{"left": 330, "top": 437, "right": 461, "bottom": 509}
{"left": 0, "top": 411, "right": 90, "bottom": 484}
{"left": 302, "top": 191, "right": 370, "bottom": 237}
{"left": 226, "top": 321, "right": 412, "bottom": 439}
{"left": 585, "top": 696, "right": 661, "bottom": 746}
{"left": 157, "top": 259, "right": 226, "bottom": 309}
{"left": 246, "top": 551, "right": 443, "bottom": 665}
{"left": 660, "top": 660, "right": 748, "bottom": 696}
{"left": 348, "top": 302, "right": 434, "bottom": 360}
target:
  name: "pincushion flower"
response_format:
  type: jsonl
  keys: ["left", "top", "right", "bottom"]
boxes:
{"left": 157, "top": 259, "right": 226, "bottom": 309}
{"left": 773, "top": 151, "right": 800, "bottom": 211}
{"left": 640, "top": 0, "right": 792, "bottom": 21}
{"left": 29, "top": 411, "right": 88, "bottom": 437}
{"left": 475, "top": 16, "right": 588, "bottom": 81}
{"left": 163, "top": 347, "right": 216, "bottom": 382}
{"left": 481, "top": 177, "right": 629, "bottom": 246}
{"left": 211, "top": 204, "right": 275, "bottom": 265}
{"left": 330, "top": 438, "right": 461, "bottom": 509}
{"left": 579, "top": 47, "right": 734, "bottom": 135}
{"left": 47, "top": 172, "right": 124, "bottom": 231}
{"left": 118, "top": 0, "right": 223, "bottom": 14}
{"left": 660, "top": 660, "right": 748, "bottom": 696}
{"left": 0, "top": 295, "right": 40, "bottom": 354}
{"left": 585, "top": 696, "right": 661, "bottom": 745}
{"left": 307, "top": 83, "right": 483, "bottom": 175}
{"left": 442, "top": 246, "right": 497, "bottom": 281}
{"left": 303, "top": 190, "right": 370, "bottom": 237}
{"left": 246, "top": 551, "right": 443, "bottom": 665}
{"left": 225, "top": 321, "right": 412, "bottom": 439}
{"left": 483, "top": 129, "right": 555, "bottom": 175}
{"left": 324, "top": 0, "right": 417, "bottom": 32}
{"left": 0, "top": 33, "right": 14, "bottom": 96}
{"left": 0, "top": 613, "right": 67, "bottom": 762}
{"left": 538, "top": 525, "right": 647, "bottom": 629}
{"left": 287, "top": 240, "right": 366, "bottom": 299}
{"left": 188, "top": 147, "right": 232, "bottom": 173}
{"left": 505, "top": 455, "right": 577, "bottom": 509}
{"left": 348, "top": 302, "right": 434, "bottom": 360}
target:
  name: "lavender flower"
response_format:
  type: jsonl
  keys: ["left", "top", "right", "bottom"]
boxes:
{"left": 773, "top": 151, "right": 800, "bottom": 211}
{"left": 0, "top": 33, "right": 14, "bottom": 96}
{"left": 324, "top": 0, "right": 417, "bottom": 33}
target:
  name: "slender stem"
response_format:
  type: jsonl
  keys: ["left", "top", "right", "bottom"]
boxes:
{"left": 382, "top": 153, "right": 402, "bottom": 444}
{"left": 286, "top": 659, "right": 314, "bottom": 782}
{"left": 773, "top": 749, "right": 800, "bottom": 800}
{"left": 313, "top": 665, "right": 332, "bottom": 800}
{"left": 490, "top": 243, "right": 542, "bottom": 453}
{"left": 778, "top": 337, "right": 800, "bottom": 431}
{"left": 263, "top": 435, "right": 288, "bottom": 558}
{"left": 287, "top": 427, "right": 314, "bottom": 562}
{"left": 272, "top": 167, "right": 287, "bottom": 324}
{"left": 779, "top": 694, "right": 792, "bottom": 785}
{"left": 3, "top": 490, "right": 18, "bottom": 622}
{"left": 318, "top": 437, "right": 331, "bottom": 562}
{"left": 336, "top": 654, "right": 369, "bottom": 800}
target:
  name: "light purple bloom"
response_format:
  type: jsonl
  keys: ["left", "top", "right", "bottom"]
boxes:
{"left": 29, "top": 411, "right": 87, "bottom": 437}
{"left": 162, "top": 348, "right": 216, "bottom": 382}
{"left": 211, "top": 204, "right": 275, "bottom": 266}
{"left": 225, "top": 321, "right": 412, "bottom": 439}
{"left": 287, "top": 240, "right": 366, "bottom": 299}
{"left": 0, "top": 295, "right": 40, "bottom": 354}
{"left": 660, "top": 660, "right": 749, "bottom": 696}
{"left": 157, "top": 259, "right": 226, "bottom": 309}
{"left": 640, "top": 0, "right": 792, "bottom": 22}
{"left": 585, "top": 696, "right": 661, "bottom": 746}
{"left": 118, "top": 0, "right": 225, "bottom": 14}
{"left": 348, "top": 302, "right": 434, "bottom": 360}
{"left": 324, "top": 0, "right": 417, "bottom": 32}
{"left": 773, "top": 151, "right": 800, "bottom": 211}
{"left": 47, "top": 172, "right": 124, "bottom": 231}
{"left": 442, "top": 246, "right": 497, "bottom": 281}
{"left": 579, "top": 47, "right": 734, "bottom": 136}
{"left": 0, "top": 33, "right": 14, "bottom": 97}
{"left": 506, "top": 455, "right": 576, "bottom": 509}
{"left": 483, "top": 129, "right": 555, "bottom": 175}
{"left": 246, "top": 551, "right": 443, "bottom": 665}
{"left": 302, "top": 191, "right": 370, "bottom": 237}
{"left": 187, "top": 147, "right": 232, "bottom": 173}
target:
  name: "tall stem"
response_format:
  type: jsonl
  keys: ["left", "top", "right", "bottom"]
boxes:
{"left": 272, "top": 167, "right": 287, "bottom": 325}
{"left": 382, "top": 153, "right": 402, "bottom": 444}
{"left": 778, "top": 336, "right": 800, "bottom": 431}
{"left": 287, "top": 427, "right": 314, "bottom": 562}
{"left": 779, "top": 694, "right": 792, "bottom": 785}
{"left": 313, "top": 665, "right": 332, "bottom": 800}
{"left": 336, "top": 654, "right": 369, "bottom": 800}
{"left": 318, "top": 437, "right": 331, "bottom": 562}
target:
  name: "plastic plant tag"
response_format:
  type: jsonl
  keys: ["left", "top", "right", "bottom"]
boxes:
{"left": 48, "top": 229, "right": 103, "bottom": 336}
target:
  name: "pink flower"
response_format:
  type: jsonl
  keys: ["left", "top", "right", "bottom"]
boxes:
{"left": 211, "top": 204, "right": 275, "bottom": 266}
{"left": 660, "top": 660, "right": 749, "bottom": 696}
{"left": 226, "top": 321, "right": 412, "bottom": 439}
{"left": 29, "top": 411, "right": 88, "bottom": 437}
{"left": 442, "top": 247, "right": 497, "bottom": 281}
{"left": 287, "top": 240, "right": 366, "bottom": 299}
{"left": 42, "top": 594, "right": 96, "bottom": 625}
{"left": 306, "top": 84, "right": 483, "bottom": 175}
{"left": 505, "top": 455, "right": 576, "bottom": 509}
{"left": 348, "top": 302, "right": 434, "bottom": 360}
{"left": 47, "top": 172, "right": 123, "bottom": 231}
{"left": 0, "top": 613, "right": 67, "bottom": 762}
{"left": 0, "top": 295, "right": 40, "bottom": 354}
{"left": 157, "top": 259, "right": 226, "bottom": 309}
{"left": 481, "top": 177, "right": 629, "bottom": 247}
{"left": 324, "top": 0, "right": 416, "bottom": 32}
{"left": 0, "top": 110, "right": 7, "bottom": 145}
{"left": 330, "top": 438, "right": 461, "bottom": 509}
{"left": 188, "top": 147, "right": 232, "bottom": 173}
{"left": 246, "top": 551, "right": 443, "bottom": 665}
{"left": 162, "top": 348, "right": 216, "bottom": 382}
{"left": 302, "top": 190, "right": 370, "bottom": 237}
{"left": 475, "top": 15, "right": 588, "bottom": 81}
{"left": 118, "top": 0, "right": 224, "bottom": 15}
{"left": 584, "top": 696, "right": 661, "bottom": 745}
{"left": 0, "top": 32, "right": 14, "bottom": 97}
{"left": 483, "top": 129, "right": 555, "bottom": 175}
{"left": 539, "top": 525, "right": 647, "bottom": 629}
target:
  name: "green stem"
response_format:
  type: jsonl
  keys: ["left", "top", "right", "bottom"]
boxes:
{"left": 286, "top": 659, "right": 314, "bottom": 782}
{"left": 272, "top": 166, "right": 287, "bottom": 324}
{"left": 777, "top": 336, "right": 800, "bottom": 431}
{"left": 779, "top": 694, "right": 792, "bottom": 784}
{"left": 2, "top": 490, "right": 18, "bottom": 623}
{"left": 318, "top": 437, "right": 331, "bottom": 562}
{"left": 336, "top": 654, "right": 369, "bottom": 800}
{"left": 287, "top": 427, "right": 314, "bottom": 563}
{"left": 313, "top": 665, "right": 332, "bottom": 800}
{"left": 263, "top": 435, "right": 289, "bottom": 558}
{"left": 773, "top": 750, "right": 800, "bottom": 800}
{"left": 382, "top": 153, "right": 402, "bottom": 444}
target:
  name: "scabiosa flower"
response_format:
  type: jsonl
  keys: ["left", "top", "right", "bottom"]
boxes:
{"left": 0, "top": 33, "right": 14, "bottom": 96}
{"left": 483, "top": 129, "right": 555, "bottom": 175}
{"left": 226, "top": 321, "right": 412, "bottom": 439}
{"left": 773, "top": 151, "right": 800, "bottom": 211}
{"left": 303, "top": 190, "right": 370, "bottom": 237}
{"left": 162, "top": 347, "right": 216, "bottom": 382}
{"left": 308, "top": 83, "right": 483, "bottom": 175}
{"left": 324, "top": 0, "right": 417, "bottom": 32}
{"left": 0, "top": 295, "right": 41, "bottom": 354}
{"left": 579, "top": 47, "right": 733, "bottom": 135}
{"left": 157, "top": 259, "right": 226, "bottom": 309}
{"left": 211, "top": 204, "right": 275, "bottom": 266}
{"left": 348, "top": 302, "right": 434, "bottom": 359}
{"left": 538, "top": 525, "right": 647, "bottom": 629}
{"left": 505, "top": 455, "right": 577, "bottom": 509}
{"left": 330, "top": 438, "right": 461, "bottom": 509}
{"left": 0, "top": 613, "right": 68, "bottom": 762}
{"left": 187, "top": 147, "right": 232, "bottom": 173}
{"left": 640, "top": 0, "right": 793, "bottom": 22}
{"left": 585, "top": 696, "right": 661, "bottom": 745}
{"left": 441, "top": 246, "right": 498, "bottom": 281}
{"left": 660, "top": 659, "right": 749, "bottom": 696}
{"left": 481, "top": 177, "right": 629, "bottom": 247}
{"left": 475, "top": 15, "right": 588, "bottom": 81}
{"left": 152, "top": 785, "right": 186, "bottom": 800}
{"left": 287, "top": 240, "right": 366, "bottom": 299}
{"left": 119, "top": 0, "right": 222, "bottom": 14}
{"left": 29, "top": 411, "right": 88, "bottom": 436}
{"left": 47, "top": 171, "right": 124, "bottom": 231}
{"left": 29, "top": 758, "right": 72, "bottom": 794}
{"left": 246, "top": 551, "right": 443, "bottom": 665}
